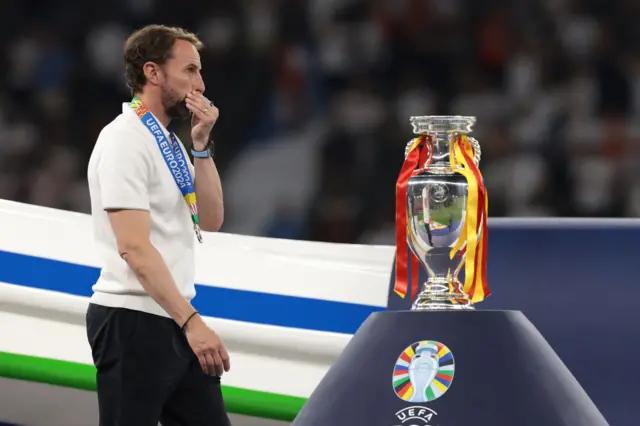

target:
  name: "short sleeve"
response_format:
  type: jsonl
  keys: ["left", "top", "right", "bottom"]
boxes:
{"left": 97, "top": 129, "right": 151, "bottom": 211}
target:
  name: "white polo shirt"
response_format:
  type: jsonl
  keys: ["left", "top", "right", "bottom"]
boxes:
{"left": 86, "top": 103, "right": 196, "bottom": 318}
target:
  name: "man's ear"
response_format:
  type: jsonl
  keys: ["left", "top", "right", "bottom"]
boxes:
{"left": 143, "top": 62, "right": 161, "bottom": 86}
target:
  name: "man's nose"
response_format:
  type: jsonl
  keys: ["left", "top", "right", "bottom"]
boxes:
{"left": 194, "top": 74, "right": 205, "bottom": 94}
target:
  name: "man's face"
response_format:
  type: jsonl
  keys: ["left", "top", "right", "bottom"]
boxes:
{"left": 159, "top": 39, "right": 205, "bottom": 120}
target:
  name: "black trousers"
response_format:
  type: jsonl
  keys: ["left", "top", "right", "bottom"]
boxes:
{"left": 86, "top": 303, "right": 232, "bottom": 426}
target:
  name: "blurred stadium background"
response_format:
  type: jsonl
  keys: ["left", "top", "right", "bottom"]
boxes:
{"left": 1, "top": 0, "right": 638, "bottom": 246}
{"left": 1, "top": 1, "right": 639, "bottom": 425}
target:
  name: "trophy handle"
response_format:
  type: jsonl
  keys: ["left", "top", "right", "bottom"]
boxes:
{"left": 404, "top": 138, "right": 418, "bottom": 159}
{"left": 405, "top": 136, "right": 481, "bottom": 166}
{"left": 404, "top": 137, "right": 433, "bottom": 170}
{"left": 468, "top": 137, "right": 481, "bottom": 167}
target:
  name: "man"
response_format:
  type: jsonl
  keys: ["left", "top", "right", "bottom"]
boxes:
{"left": 85, "top": 24, "right": 231, "bottom": 426}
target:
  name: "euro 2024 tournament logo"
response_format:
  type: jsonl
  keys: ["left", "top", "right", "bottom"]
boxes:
{"left": 391, "top": 340, "right": 455, "bottom": 425}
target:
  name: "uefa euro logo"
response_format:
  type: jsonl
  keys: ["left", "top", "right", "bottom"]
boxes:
{"left": 392, "top": 340, "right": 455, "bottom": 403}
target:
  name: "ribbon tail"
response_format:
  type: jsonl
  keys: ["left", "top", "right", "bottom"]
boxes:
{"left": 479, "top": 189, "right": 490, "bottom": 299}
{"left": 394, "top": 137, "right": 424, "bottom": 298}
{"left": 449, "top": 139, "right": 468, "bottom": 260}
{"left": 410, "top": 250, "right": 421, "bottom": 299}
{"left": 456, "top": 136, "right": 490, "bottom": 303}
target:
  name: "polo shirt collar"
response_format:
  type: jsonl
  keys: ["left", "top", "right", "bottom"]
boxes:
{"left": 122, "top": 102, "right": 171, "bottom": 135}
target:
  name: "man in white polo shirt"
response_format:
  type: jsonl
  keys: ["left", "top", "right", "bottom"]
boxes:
{"left": 85, "top": 24, "right": 230, "bottom": 426}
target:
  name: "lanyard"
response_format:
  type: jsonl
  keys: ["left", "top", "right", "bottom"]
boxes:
{"left": 129, "top": 97, "right": 203, "bottom": 243}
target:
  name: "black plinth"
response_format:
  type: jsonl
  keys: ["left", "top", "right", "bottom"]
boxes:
{"left": 292, "top": 310, "right": 609, "bottom": 426}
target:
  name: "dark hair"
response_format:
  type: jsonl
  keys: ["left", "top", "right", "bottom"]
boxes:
{"left": 123, "top": 24, "right": 203, "bottom": 96}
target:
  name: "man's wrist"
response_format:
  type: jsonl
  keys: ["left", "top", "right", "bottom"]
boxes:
{"left": 182, "top": 312, "right": 204, "bottom": 333}
{"left": 192, "top": 139, "right": 214, "bottom": 158}
{"left": 192, "top": 140, "right": 208, "bottom": 151}
{"left": 174, "top": 303, "right": 198, "bottom": 327}
{"left": 181, "top": 310, "right": 200, "bottom": 332}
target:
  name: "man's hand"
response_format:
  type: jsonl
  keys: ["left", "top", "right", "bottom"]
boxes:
{"left": 184, "top": 314, "right": 231, "bottom": 376}
{"left": 186, "top": 91, "right": 218, "bottom": 149}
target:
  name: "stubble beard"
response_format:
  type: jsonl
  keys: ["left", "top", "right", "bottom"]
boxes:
{"left": 161, "top": 86, "right": 190, "bottom": 121}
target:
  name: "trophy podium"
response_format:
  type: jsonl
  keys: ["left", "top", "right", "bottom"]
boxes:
{"left": 292, "top": 116, "right": 610, "bottom": 426}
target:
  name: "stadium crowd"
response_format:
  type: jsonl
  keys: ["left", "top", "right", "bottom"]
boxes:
{"left": 1, "top": 0, "right": 638, "bottom": 245}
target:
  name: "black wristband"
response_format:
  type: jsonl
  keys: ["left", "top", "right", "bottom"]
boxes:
{"left": 181, "top": 310, "right": 199, "bottom": 332}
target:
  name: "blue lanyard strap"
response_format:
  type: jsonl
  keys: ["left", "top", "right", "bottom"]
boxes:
{"left": 129, "top": 97, "right": 203, "bottom": 243}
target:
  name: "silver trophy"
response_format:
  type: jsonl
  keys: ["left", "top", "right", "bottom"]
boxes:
{"left": 404, "top": 116, "right": 485, "bottom": 311}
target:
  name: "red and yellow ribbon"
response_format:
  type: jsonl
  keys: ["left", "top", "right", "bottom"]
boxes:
{"left": 394, "top": 136, "right": 432, "bottom": 299}
{"left": 449, "top": 135, "right": 490, "bottom": 303}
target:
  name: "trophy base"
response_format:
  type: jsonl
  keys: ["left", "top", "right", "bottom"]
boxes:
{"left": 411, "top": 291, "right": 473, "bottom": 311}
{"left": 411, "top": 298, "right": 474, "bottom": 310}
{"left": 292, "top": 310, "right": 610, "bottom": 426}
{"left": 411, "top": 281, "right": 473, "bottom": 311}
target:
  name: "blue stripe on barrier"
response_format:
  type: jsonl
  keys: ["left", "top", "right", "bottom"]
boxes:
{"left": 0, "top": 250, "right": 382, "bottom": 334}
